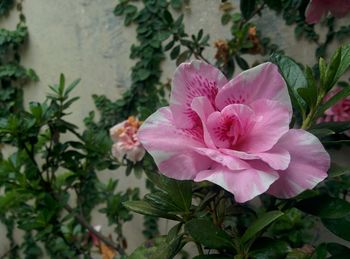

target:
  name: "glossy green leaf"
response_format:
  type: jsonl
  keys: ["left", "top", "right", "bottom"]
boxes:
{"left": 322, "top": 215, "right": 350, "bottom": 241}
{"left": 270, "top": 53, "right": 307, "bottom": 115}
{"left": 123, "top": 200, "right": 180, "bottom": 220}
{"left": 241, "top": 211, "right": 284, "bottom": 244}
{"left": 296, "top": 195, "right": 350, "bottom": 219}
{"left": 185, "top": 219, "right": 234, "bottom": 250}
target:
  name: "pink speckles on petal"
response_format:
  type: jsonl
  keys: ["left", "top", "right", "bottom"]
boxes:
{"left": 215, "top": 62, "right": 291, "bottom": 112}
{"left": 170, "top": 60, "right": 228, "bottom": 129}
{"left": 206, "top": 104, "right": 256, "bottom": 149}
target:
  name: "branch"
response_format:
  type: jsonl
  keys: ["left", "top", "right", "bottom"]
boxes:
{"left": 61, "top": 201, "right": 126, "bottom": 256}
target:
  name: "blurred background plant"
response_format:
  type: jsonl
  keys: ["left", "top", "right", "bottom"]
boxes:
{"left": 1, "top": 0, "right": 350, "bottom": 258}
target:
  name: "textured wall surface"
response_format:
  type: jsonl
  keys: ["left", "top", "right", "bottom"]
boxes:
{"left": 0, "top": 0, "right": 349, "bottom": 256}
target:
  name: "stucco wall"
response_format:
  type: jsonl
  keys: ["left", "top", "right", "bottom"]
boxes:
{"left": 0, "top": 0, "right": 349, "bottom": 256}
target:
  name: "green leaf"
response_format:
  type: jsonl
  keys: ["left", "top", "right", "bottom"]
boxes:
{"left": 129, "top": 236, "right": 177, "bottom": 259}
{"left": 170, "top": 0, "right": 182, "bottom": 10}
{"left": 241, "top": 211, "right": 284, "bottom": 244}
{"left": 327, "top": 243, "right": 350, "bottom": 257}
{"left": 299, "top": 66, "right": 317, "bottom": 108}
{"left": 328, "top": 163, "right": 350, "bottom": 178}
{"left": 123, "top": 200, "right": 180, "bottom": 220}
{"left": 324, "top": 47, "right": 341, "bottom": 91}
{"left": 311, "top": 244, "right": 327, "bottom": 259}
{"left": 311, "top": 121, "right": 350, "bottom": 133}
{"left": 333, "top": 44, "right": 350, "bottom": 87}
{"left": 308, "top": 128, "right": 335, "bottom": 139}
{"left": 270, "top": 53, "right": 307, "bottom": 115}
{"left": 176, "top": 50, "right": 190, "bottom": 66}
{"left": 317, "top": 86, "right": 350, "bottom": 118}
{"left": 322, "top": 215, "right": 350, "bottom": 241}
{"left": 185, "top": 218, "right": 234, "bottom": 250}
{"left": 221, "top": 13, "right": 231, "bottom": 25}
{"left": 235, "top": 55, "right": 249, "bottom": 70}
{"left": 170, "top": 45, "right": 181, "bottom": 60}
{"left": 296, "top": 195, "right": 350, "bottom": 219}
{"left": 240, "top": 0, "right": 256, "bottom": 20}
{"left": 249, "top": 238, "right": 290, "bottom": 259}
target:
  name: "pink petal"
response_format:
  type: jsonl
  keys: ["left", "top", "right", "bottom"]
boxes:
{"left": 329, "top": 0, "right": 350, "bottom": 18}
{"left": 195, "top": 163, "right": 279, "bottom": 203}
{"left": 159, "top": 152, "right": 212, "bottom": 180}
{"left": 110, "top": 120, "right": 126, "bottom": 142}
{"left": 215, "top": 62, "right": 291, "bottom": 112}
{"left": 268, "top": 129, "right": 330, "bottom": 198}
{"left": 127, "top": 145, "right": 146, "bottom": 163}
{"left": 191, "top": 96, "right": 216, "bottom": 149}
{"left": 238, "top": 99, "right": 291, "bottom": 153}
{"left": 194, "top": 147, "right": 250, "bottom": 170}
{"left": 170, "top": 60, "right": 228, "bottom": 129}
{"left": 206, "top": 104, "right": 256, "bottom": 149}
{"left": 138, "top": 107, "right": 212, "bottom": 179}
{"left": 222, "top": 146, "right": 291, "bottom": 171}
{"left": 305, "top": 0, "right": 327, "bottom": 24}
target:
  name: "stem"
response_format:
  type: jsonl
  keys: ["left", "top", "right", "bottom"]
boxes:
{"left": 61, "top": 201, "right": 126, "bottom": 256}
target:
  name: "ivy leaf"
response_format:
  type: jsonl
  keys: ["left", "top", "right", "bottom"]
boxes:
{"left": 185, "top": 219, "right": 234, "bottom": 250}
{"left": 322, "top": 215, "right": 350, "bottom": 241}
{"left": 241, "top": 211, "right": 284, "bottom": 244}
{"left": 296, "top": 195, "right": 350, "bottom": 219}
{"left": 240, "top": 0, "right": 256, "bottom": 20}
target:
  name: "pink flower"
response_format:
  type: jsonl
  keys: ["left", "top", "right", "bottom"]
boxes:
{"left": 318, "top": 87, "right": 350, "bottom": 136}
{"left": 110, "top": 116, "right": 145, "bottom": 163}
{"left": 138, "top": 61, "right": 330, "bottom": 203}
{"left": 305, "top": 0, "right": 350, "bottom": 24}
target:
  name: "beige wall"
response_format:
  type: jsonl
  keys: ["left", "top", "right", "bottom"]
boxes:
{"left": 0, "top": 0, "right": 349, "bottom": 256}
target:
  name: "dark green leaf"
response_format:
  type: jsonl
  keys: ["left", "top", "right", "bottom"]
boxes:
{"left": 249, "top": 238, "right": 290, "bottom": 259}
{"left": 185, "top": 219, "right": 234, "bottom": 250}
{"left": 311, "top": 244, "right": 327, "bottom": 259}
{"left": 193, "top": 255, "right": 231, "bottom": 259}
{"left": 240, "top": 0, "right": 256, "bottom": 20}
{"left": 241, "top": 211, "right": 284, "bottom": 244}
{"left": 270, "top": 53, "right": 307, "bottom": 115}
{"left": 322, "top": 215, "right": 350, "bottom": 241}
{"left": 333, "top": 44, "right": 350, "bottom": 86}
{"left": 176, "top": 50, "right": 190, "bottom": 66}
{"left": 327, "top": 242, "right": 350, "bottom": 257}
{"left": 328, "top": 163, "right": 350, "bottom": 178}
{"left": 170, "top": 0, "right": 182, "bottom": 10}
{"left": 311, "top": 121, "right": 350, "bottom": 133}
{"left": 170, "top": 45, "right": 181, "bottom": 60}
{"left": 296, "top": 195, "right": 350, "bottom": 219}
{"left": 221, "top": 13, "right": 231, "bottom": 25}
{"left": 123, "top": 200, "right": 180, "bottom": 220}
{"left": 235, "top": 55, "right": 249, "bottom": 70}
{"left": 317, "top": 86, "right": 350, "bottom": 118}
